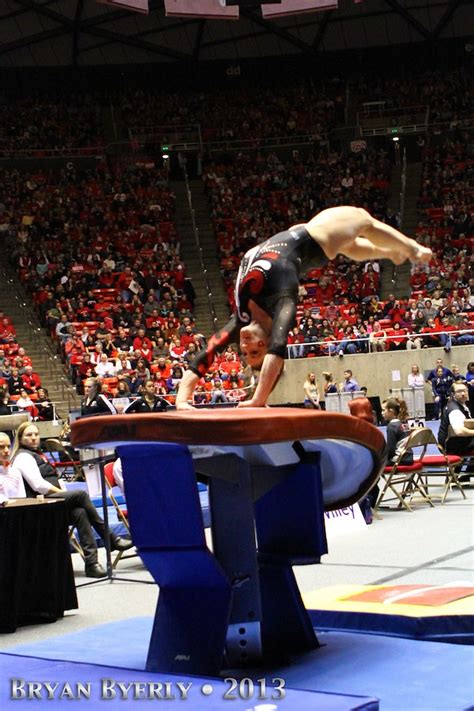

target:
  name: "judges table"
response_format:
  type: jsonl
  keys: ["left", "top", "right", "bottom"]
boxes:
{"left": 71, "top": 408, "right": 386, "bottom": 676}
{"left": 0, "top": 499, "right": 78, "bottom": 633}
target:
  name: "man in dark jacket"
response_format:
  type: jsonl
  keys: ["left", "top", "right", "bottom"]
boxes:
{"left": 439, "top": 383, "right": 474, "bottom": 456}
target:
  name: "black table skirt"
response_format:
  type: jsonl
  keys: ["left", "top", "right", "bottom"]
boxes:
{"left": 0, "top": 499, "right": 78, "bottom": 633}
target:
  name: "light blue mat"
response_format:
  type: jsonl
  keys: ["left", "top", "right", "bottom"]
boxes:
{"left": 3, "top": 617, "right": 473, "bottom": 710}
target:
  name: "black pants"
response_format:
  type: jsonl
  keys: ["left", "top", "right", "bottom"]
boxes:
{"left": 446, "top": 436, "right": 474, "bottom": 457}
{"left": 47, "top": 490, "right": 112, "bottom": 565}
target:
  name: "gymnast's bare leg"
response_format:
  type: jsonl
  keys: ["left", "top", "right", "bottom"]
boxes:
{"left": 297, "top": 206, "right": 432, "bottom": 265}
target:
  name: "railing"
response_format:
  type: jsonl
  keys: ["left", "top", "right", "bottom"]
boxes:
{"left": 357, "top": 104, "right": 428, "bottom": 123}
{"left": 204, "top": 131, "right": 328, "bottom": 153}
{"left": 192, "top": 385, "right": 252, "bottom": 406}
{"left": 0, "top": 145, "right": 104, "bottom": 159}
{"left": 286, "top": 327, "right": 474, "bottom": 358}
{"left": 181, "top": 164, "right": 219, "bottom": 334}
{"left": 129, "top": 124, "right": 203, "bottom": 152}
{"left": 1, "top": 116, "right": 472, "bottom": 162}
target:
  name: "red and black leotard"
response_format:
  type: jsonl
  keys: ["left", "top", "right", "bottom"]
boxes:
{"left": 190, "top": 226, "right": 328, "bottom": 377}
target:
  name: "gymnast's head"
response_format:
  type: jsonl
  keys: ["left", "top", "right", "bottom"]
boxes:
{"left": 239, "top": 322, "right": 269, "bottom": 370}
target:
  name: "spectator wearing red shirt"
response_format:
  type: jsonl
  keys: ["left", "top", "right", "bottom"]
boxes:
{"left": 385, "top": 322, "right": 407, "bottom": 351}
{"left": 180, "top": 326, "right": 197, "bottom": 350}
{"left": 0, "top": 318, "right": 16, "bottom": 343}
{"left": 387, "top": 301, "right": 407, "bottom": 325}
{"left": 132, "top": 328, "right": 153, "bottom": 354}
{"left": 287, "top": 326, "right": 305, "bottom": 358}
{"left": 116, "top": 266, "right": 134, "bottom": 303}
{"left": 218, "top": 351, "right": 242, "bottom": 374}
{"left": 152, "top": 357, "right": 172, "bottom": 380}
{"left": 21, "top": 365, "right": 42, "bottom": 393}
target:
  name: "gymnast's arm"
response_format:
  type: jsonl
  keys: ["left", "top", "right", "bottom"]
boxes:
{"left": 176, "top": 315, "right": 241, "bottom": 410}
{"left": 238, "top": 296, "right": 296, "bottom": 408}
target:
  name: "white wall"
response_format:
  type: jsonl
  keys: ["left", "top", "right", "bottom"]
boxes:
{"left": 269, "top": 345, "right": 473, "bottom": 406}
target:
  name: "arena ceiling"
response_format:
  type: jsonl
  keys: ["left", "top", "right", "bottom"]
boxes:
{"left": 0, "top": 0, "right": 472, "bottom": 67}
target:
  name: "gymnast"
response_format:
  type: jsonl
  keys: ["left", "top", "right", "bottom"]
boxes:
{"left": 176, "top": 206, "right": 432, "bottom": 409}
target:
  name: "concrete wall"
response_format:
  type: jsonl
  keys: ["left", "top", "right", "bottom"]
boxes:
{"left": 269, "top": 345, "right": 473, "bottom": 406}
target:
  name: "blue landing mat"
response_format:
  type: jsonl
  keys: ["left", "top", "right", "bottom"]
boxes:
{"left": 4, "top": 617, "right": 474, "bottom": 710}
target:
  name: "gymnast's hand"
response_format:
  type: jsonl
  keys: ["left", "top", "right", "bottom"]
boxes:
{"left": 176, "top": 400, "right": 195, "bottom": 411}
{"left": 237, "top": 398, "right": 269, "bottom": 408}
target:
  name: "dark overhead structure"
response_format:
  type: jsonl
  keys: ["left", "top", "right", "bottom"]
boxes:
{"left": 0, "top": 0, "right": 471, "bottom": 66}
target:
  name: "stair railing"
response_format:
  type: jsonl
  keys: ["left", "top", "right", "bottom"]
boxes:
{"left": 181, "top": 163, "right": 219, "bottom": 335}
{"left": 391, "top": 147, "right": 408, "bottom": 290}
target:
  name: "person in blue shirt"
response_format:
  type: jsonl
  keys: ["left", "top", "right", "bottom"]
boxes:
{"left": 341, "top": 369, "right": 360, "bottom": 393}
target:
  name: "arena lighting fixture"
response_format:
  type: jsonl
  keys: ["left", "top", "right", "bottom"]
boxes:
{"left": 262, "top": 1, "right": 338, "bottom": 17}
{"left": 165, "top": 0, "right": 345, "bottom": 19}
{"left": 96, "top": 0, "right": 149, "bottom": 12}
{"left": 165, "top": 0, "right": 238, "bottom": 19}
{"left": 221, "top": 1, "right": 281, "bottom": 5}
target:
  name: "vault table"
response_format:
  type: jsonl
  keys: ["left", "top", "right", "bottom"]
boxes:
{"left": 71, "top": 408, "right": 385, "bottom": 676}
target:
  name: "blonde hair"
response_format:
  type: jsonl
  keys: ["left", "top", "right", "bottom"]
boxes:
{"left": 11, "top": 421, "right": 39, "bottom": 460}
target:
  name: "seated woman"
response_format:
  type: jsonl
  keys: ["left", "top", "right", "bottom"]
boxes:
{"left": 81, "top": 377, "right": 116, "bottom": 417}
{"left": 0, "top": 432, "right": 22, "bottom": 500}
{"left": 36, "top": 387, "right": 55, "bottom": 421}
{"left": 0, "top": 386, "right": 11, "bottom": 416}
{"left": 382, "top": 397, "right": 413, "bottom": 465}
{"left": 16, "top": 388, "right": 38, "bottom": 420}
{"left": 10, "top": 422, "right": 132, "bottom": 578}
{"left": 124, "top": 379, "right": 168, "bottom": 413}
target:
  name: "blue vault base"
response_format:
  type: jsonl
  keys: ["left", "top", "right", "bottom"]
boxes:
{"left": 3, "top": 617, "right": 474, "bottom": 710}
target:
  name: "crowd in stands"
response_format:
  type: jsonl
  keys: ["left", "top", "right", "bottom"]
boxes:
{"left": 354, "top": 66, "right": 472, "bottom": 125}
{"left": 0, "top": 309, "right": 54, "bottom": 421}
{"left": 204, "top": 141, "right": 466, "bottom": 359}
{"left": 0, "top": 94, "right": 105, "bottom": 155}
{"left": 0, "top": 70, "right": 471, "bottom": 408}
{"left": 206, "top": 146, "right": 394, "bottom": 315}
{"left": 120, "top": 79, "right": 344, "bottom": 144}
{"left": 1, "top": 161, "right": 249, "bottom": 405}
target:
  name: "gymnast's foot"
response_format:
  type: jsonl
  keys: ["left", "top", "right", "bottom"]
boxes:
{"left": 411, "top": 244, "right": 432, "bottom": 264}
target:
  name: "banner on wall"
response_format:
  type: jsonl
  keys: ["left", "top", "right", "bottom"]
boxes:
{"left": 350, "top": 140, "right": 367, "bottom": 153}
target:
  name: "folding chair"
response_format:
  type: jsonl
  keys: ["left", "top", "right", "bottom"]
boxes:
{"left": 415, "top": 430, "right": 466, "bottom": 504}
{"left": 375, "top": 428, "right": 435, "bottom": 512}
{"left": 69, "top": 528, "right": 84, "bottom": 559}
{"left": 43, "top": 438, "right": 84, "bottom": 482}
{"left": 103, "top": 461, "right": 136, "bottom": 569}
